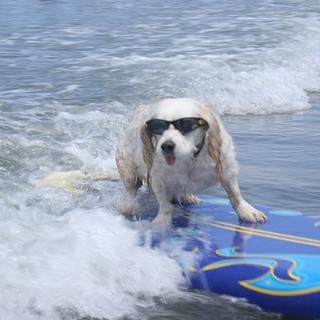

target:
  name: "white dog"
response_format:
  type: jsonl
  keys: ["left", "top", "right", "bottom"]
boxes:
{"left": 116, "top": 98, "right": 266, "bottom": 226}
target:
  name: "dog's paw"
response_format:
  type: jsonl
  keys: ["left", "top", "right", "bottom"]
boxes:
{"left": 181, "top": 194, "right": 201, "bottom": 205}
{"left": 151, "top": 213, "right": 172, "bottom": 228}
{"left": 114, "top": 192, "right": 140, "bottom": 216}
{"left": 236, "top": 201, "right": 267, "bottom": 223}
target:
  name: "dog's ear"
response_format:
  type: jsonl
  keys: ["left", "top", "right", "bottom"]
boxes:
{"left": 140, "top": 124, "right": 153, "bottom": 188}
{"left": 199, "top": 105, "right": 224, "bottom": 185}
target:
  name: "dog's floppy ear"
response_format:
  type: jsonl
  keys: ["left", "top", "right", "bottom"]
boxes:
{"left": 140, "top": 124, "right": 153, "bottom": 189}
{"left": 199, "top": 105, "right": 224, "bottom": 185}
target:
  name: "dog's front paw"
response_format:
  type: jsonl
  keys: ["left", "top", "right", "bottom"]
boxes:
{"left": 181, "top": 194, "right": 201, "bottom": 205}
{"left": 114, "top": 192, "right": 140, "bottom": 216}
{"left": 235, "top": 201, "right": 267, "bottom": 223}
{"left": 151, "top": 213, "right": 172, "bottom": 228}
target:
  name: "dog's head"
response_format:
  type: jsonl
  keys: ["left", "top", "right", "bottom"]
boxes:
{"left": 140, "top": 98, "right": 223, "bottom": 182}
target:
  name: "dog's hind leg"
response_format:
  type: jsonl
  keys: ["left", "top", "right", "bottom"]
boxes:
{"left": 116, "top": 143, "right": 143, "bottom": 193}
{"left": 116, "top": 148, "right": 143, "bottom": 216}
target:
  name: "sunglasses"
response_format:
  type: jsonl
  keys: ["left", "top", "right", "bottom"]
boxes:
{"left": 146, "top": 117, "right": 208, "bottom": 135}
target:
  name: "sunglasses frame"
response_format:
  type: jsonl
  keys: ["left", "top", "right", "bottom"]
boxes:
{"left": 146, "top": 117, "right": 209, "bottom": 136}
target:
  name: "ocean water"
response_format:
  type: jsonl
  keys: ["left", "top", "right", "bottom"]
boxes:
{"left": 0, "top": 0, "right": 320, "bottom": 319}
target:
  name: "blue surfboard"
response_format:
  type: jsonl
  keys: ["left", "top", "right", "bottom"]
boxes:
{"left": 140, "top": 197, "right": 320, "bottom": 319}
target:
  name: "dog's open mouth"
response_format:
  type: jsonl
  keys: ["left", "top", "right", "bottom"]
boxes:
{"left": 164, "top": 154, "right": 176, "bottom": 166}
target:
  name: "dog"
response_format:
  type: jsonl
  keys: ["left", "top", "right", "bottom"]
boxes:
{"left": 116, "top": 98, "right": 266, "bottom": 226}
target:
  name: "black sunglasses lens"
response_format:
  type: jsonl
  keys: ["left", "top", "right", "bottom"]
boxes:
{"left": 174, "top": 118, "right": 201, "bottom": 134}
{"left": 174, "top": 119, "right": 191, "bottom": 134}
{"left": 146, "top": 119, "right": 169, "bottom": 135}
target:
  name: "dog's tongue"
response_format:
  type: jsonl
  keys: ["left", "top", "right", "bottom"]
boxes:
{"left": 165, "top": 154, "right": 176, "bottom": 166}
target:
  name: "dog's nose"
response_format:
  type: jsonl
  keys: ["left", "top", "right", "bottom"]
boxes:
{"left": 161, "top": 141, "right": 176, "bottom": 153}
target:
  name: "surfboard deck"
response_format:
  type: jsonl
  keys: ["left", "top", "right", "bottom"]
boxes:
{"left": 142, "top": 196, "right": 320, "bottom": 318}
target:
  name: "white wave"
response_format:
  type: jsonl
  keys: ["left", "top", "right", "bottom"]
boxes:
{"left": 92, "top": 17, "right": 320, "bottom": 115}
{"left": 179, "top": 19, "right": 319, "bottom": 115}
{"left": 192, "top": 65, "right": 312, "bottom": 115}
{"left": 63, "top": 144, "right": 116, "bottom": 169}
{"left": 205, "top": 18, "right": 320, "bottom": 115}
{"left": 54, "top": 108, "right": 126, "bottom": 167}
{"left": 0, "top": 192, "right": 184, "bottom": 320}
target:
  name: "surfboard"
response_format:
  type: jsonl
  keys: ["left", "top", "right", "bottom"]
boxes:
{"left": 141, "top": 196, "right": 320, "bottom": 319}
{"left": 35, "top": 170, "right": 319, "bottom": 317}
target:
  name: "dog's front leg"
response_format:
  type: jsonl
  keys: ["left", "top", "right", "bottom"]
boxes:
{"left": 152, "top": 189, "right": 173, "bottom": 227}
{"left": 222, "top": 177, "right": 266, "bottom": 223}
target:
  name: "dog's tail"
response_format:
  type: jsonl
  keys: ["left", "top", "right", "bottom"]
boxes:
{"left": 35, "top": 169, "right": 120, "bottom": 193}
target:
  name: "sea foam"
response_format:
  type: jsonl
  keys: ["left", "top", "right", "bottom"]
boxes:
{"left": 0, "top": 191, "right": 184, "bottom": 320}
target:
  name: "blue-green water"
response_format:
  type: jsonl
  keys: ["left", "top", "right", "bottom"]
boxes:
{"left": 0, "top": 1, "right": 319, "bottom": 319}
